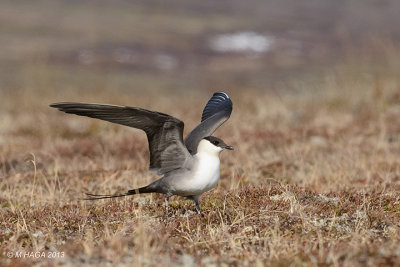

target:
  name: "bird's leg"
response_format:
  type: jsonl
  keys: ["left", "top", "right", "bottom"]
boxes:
{"left": 194, "top": 195, "right": 200, "bottom": 214}
{"left": 165, "top": 196, "right": 169, "bottom": 213}
{"left": 165, "top": 195, "right": 175, "bottom": 216}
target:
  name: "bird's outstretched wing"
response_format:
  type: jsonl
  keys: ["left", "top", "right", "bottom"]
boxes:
{"left": 184, "top": 92, "right": 232, "bottom": 154}
{"left": 50, "top": 102, "right": 191, "bottom": 174}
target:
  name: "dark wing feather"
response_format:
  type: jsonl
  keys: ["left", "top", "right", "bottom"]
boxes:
{"left": 184, "top": 92, "right": 232, "bottom": 154}
{"left": 201, "top": 92, "right": 232, "bottom": 122}
{"left": 50, "top": 102, "right": 191, "bottom": 174}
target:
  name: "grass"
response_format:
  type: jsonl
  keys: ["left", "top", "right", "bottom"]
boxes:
{"left": 1, "top": 79, "right": 400, "bottom": 266}
{"left": 1, "top": 0, "right": 400, "bottom": 266}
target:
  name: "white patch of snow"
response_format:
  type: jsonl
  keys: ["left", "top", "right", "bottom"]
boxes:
{"left": 209, "top": 31, "right": 275, "bottom": 53}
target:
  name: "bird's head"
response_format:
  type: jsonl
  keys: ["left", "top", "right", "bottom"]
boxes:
{"left": 197, "top": 136, "right": 234, "bottom": 156}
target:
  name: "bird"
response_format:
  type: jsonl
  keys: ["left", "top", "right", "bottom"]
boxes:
{"left": 50, "top": 92, "right": 233, "bottom": 214}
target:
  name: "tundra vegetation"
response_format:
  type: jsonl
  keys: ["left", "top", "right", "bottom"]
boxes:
{"left": 1, "top": 0, "right": 400, "bottom": 266}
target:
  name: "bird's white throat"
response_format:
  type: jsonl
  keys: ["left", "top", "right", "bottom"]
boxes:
{"left": 196, "top": 139, "right": 223, "bottom": 157}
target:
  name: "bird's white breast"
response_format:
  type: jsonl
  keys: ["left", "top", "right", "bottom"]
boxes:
{"left": 180, "top": 152, "right": 220, "bottom": 196}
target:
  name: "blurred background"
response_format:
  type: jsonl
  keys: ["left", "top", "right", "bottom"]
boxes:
{"left": 1, "top": 0, "right": 400, "bottom": 100}
{"left": 2, "top": 0, "right": 400, "bottom": 180}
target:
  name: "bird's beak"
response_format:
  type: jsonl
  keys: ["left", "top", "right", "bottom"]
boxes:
{"left": 225, "top": 145, "right": 234, "bottom": 150}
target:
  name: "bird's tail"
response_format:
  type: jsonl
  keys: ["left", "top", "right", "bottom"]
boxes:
{"left": 84, "top": 186, "right": 153, "bottom": 200}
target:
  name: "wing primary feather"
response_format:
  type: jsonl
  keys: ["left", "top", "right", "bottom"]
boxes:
{"left": 184, "top": 92, "right": 232, "bottom": 154}
{"left": 50, "top": 102, "right": 192, "bottom": 175}
{"left": 201, "top": 92, "right": 232, "bottom": 122}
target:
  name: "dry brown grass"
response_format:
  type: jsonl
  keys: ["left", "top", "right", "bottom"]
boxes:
{"left": 1, "top": 1, "right": 400, "bottom": 266}
{"left": 1, "top": 72, "right": 400, "bottom": 266}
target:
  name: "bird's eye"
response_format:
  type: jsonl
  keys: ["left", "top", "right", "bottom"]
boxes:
{"left": 213, "top": 140, "right": 219, "bottom": 145}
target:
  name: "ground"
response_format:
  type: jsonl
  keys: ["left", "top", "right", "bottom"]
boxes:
{"left": 1, "top": 0, "right": 400, "bottom": 266}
